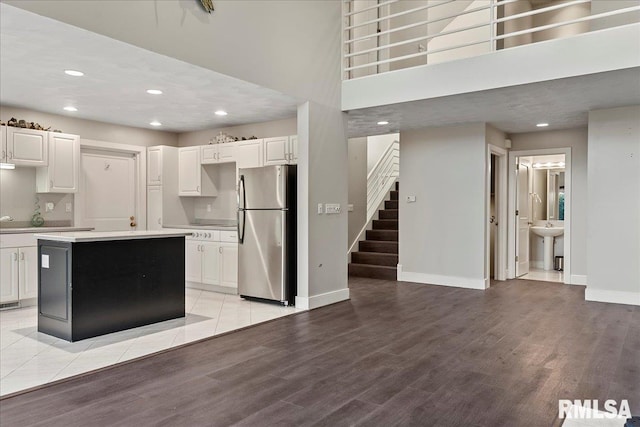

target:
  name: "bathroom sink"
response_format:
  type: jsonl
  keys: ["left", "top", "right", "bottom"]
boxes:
{"left": 530, "top": 226, "right": 564, "bottom": 237}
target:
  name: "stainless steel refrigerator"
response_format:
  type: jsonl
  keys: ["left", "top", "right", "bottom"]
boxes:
{"left": 237, "top": 165, "right": 297, "bottom": 305}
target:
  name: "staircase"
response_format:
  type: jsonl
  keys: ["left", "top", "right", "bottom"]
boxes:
{"left": 349, "top": 182, "right": 399, "bottom": 280}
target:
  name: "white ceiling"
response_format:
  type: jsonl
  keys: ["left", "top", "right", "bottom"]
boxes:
{"left": 1, "top": 4, "right": 638, "bottom": 138}
{"left": 346, "top": 67, "right": 640, "bottom": 137}
{"left": 0, "top": 4, "right": 299, "bottom": 133}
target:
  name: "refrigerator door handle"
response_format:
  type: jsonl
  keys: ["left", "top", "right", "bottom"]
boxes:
{"left": 238, "top": 175, "right": 246, "bottom": 244}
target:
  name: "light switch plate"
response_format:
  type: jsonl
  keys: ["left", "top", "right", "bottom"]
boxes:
{"left": 325, "top": 203, "right": 341, "bottom": 214}
{"left": 407, "top": 196, "right": 416, "bottom": 203}
{"left": 348, "top": 204, "right": 354, "bottom": 212}
{"left": 65, "top": 203, "right": 72, "bottom": 213}
{"left": 317, "top": 203, "right": 324, "bottom": 214}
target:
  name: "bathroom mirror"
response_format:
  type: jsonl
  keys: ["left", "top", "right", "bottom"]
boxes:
{"left": 532, "top": 168, "right": 565, "bottom": 221}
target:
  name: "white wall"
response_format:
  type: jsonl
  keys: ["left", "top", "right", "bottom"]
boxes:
{"left": 193, "top": 163, "right": 237, "bottom": 222}
{"left": 367, "top": 133, "right": 398, "bottom": 173}
{"left": 1, "top": 106, "right": 178, "bottom": 147}
{"left": 178, "top": 117, "right": 296, "bottom": 147}
{"left": 348, "top": 137, "right": 367, "bottom": 246}
{"left": 399, "top": 123, "right": 487, "bottom": 289}
{"left": 509, "top": 128, "right": 587, "bottom": 279}
{"left": 586, "top": 106, "right": 640, "bottom": 306}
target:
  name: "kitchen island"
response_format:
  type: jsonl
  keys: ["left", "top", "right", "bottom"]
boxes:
{"left": 35, "top": 230, "right": 190, "bottom": 342}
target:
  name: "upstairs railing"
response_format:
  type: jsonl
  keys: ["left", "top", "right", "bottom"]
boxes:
{"left": 343, "top": 0, "right": 640, "bottom": 79}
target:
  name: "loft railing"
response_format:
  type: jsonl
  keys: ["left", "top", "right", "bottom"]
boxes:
{"left": 348, "top": 140, "right": 399, "bottom": 255}
{"left": 343, "top": 0, "right": 640, "bottom": 79}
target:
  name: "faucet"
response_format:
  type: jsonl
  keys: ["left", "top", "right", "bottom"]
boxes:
{"left": 546, "top": 221, "right": 553, "bottom": 228}
{"left": 0, "top": 216, "right": 14, "bottom": 222}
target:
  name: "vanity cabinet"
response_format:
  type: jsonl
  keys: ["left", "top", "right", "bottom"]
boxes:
{"left": 178, "top": 147, "right": 217, "bottom": 196}
{"left": 5, "top": 127, "right": 48, "bottom": 166}
{"left": 36, "top": 132, "right": 80, "bottom": 193}
{"left": 263, "top": 136, "right": 297, "bottom": 165}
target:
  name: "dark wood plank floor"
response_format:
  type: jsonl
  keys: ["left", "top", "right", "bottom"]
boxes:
{"left": 1, "top": 278, "right": 638, "bottom": 427}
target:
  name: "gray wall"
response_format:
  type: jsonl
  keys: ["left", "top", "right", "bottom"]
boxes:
{"left": 348, "top": 137, "right": 367, "bottom": 247}
{"left": 399, "top": 123, "right": 487, "bottom": 287}
{"left": 1, "top": 106, "right": 178, "bottom": 147}
{"left": 509, "top": 128, "right": 588, "bottom": 278}
{"left": 587, "top": 106, "right": 640, "bottom": 304}
{"left": 179, "top": 117, "right": 296, "bottom": 147}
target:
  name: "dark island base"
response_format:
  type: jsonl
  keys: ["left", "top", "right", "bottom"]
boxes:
{"left": 38, "top": 237, "right": 185, "bottom": 342}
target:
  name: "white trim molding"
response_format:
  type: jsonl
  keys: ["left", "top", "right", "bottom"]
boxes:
{"left": 399, "top": 270, "right": 487, "bottom": 290}
{"left": 295, "top": 288, "right": 350, "bottom": 310}
{"left": 570, "top": 274, "right": 588, "bottom": 286}
{"left": 585, "top": 288, "right": 640, "bottom": 306}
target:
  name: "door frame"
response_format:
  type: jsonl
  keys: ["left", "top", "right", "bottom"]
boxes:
{"left": 75, "top": 139, "right": 147, "bottom": 230}
{"left": 507, "top": 147, "right": 572, "bottom": 283}
{"left": 486, "top": 144, "right": 508, "bottom": 284}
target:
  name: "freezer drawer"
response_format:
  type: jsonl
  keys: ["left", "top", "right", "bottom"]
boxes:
{"left": 238, "top": 209, "right": 287, "bottom": 302}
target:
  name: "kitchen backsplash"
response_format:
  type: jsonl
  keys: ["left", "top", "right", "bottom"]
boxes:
{"left": 0, "top": 168, "right": 74, "bottom": 224}
{"left": 193, "top": 163, "right": 238, "bottom": 221}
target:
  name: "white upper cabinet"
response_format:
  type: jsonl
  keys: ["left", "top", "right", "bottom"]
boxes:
{"left": 36, "top": 132, "right": 80, "bottom": 193}
{"left": 147, "top": 146, "right": 162, "bottom": 186}
{"left": 179, "top": 146, "right": 217, "bottom": 196}
{"left": 201, "top": 144, "right": 236, "bottom": 165}
{"left": 235, "top": 139, "right": 263, "bottom": 169}
{"left": 6, "top": 127, "right": 48, "bottom": 166}
{"left": 263, "top": 136, "right": 297, "bottom": 165}
{"left": 1, "top": 125, "right": 7, "bottom": 163}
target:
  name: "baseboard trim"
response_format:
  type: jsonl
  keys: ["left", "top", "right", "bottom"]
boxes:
{"left": 295, "top": 288, "right": 350, "bottom": 310}
{"left": 399, "top": 270, "right": 487, "bottom": 290}
{"left": 570, "top": 274, "right": 588, "bottom": 286}
{"left": 585, "top": 288, "right": 640, "bottom": 306}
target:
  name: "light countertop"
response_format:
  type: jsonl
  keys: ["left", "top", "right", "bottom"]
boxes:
{"left": 163, "top": 224, "right": 237, "bottom": 231}
{"left": 0, "top": 227, "right": 94, "bottom": 235}
{"left": 35, "top": 230, "right": 191, "bottom": 243}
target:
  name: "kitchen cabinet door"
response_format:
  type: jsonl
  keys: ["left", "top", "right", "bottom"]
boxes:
{"left": 289, "top": 135, "right": 298, "bottom": 164}
{"left": 18, "top": 247, "right": 38, "bottom": 300}
{"left": 217, "top": 144, "right": 236, "bottom": 164}
{"left": 147, "top": 186, "right": 163, "bottom": 230}
{"left": 201, "top": 242, "right": 220, "bottom": 285}
{"left": 219, "top": 243, "right": 238, "bottom": 288}
{"left": 6, "top": 127, "right": 48, "bottom": 166}
{"left": 0, "top": 248, "right": 19, "bottom": 303}
{"left": 235, "top": 139, "right": 262, "bottom": 169}
{"left": 148, "top": 147, "right": 162, "bottom": 185}
{"left": 179, "top": 147, "right": 201, "bottom": 196}
{"left": 185, "top": 240, "right": 203, "bottom": 282}
{"left": 201, "top": 145, "right": 217, "bottom": 164}
{"left": 263, "top": 137, "right": 289, "bottom": 166}
{"left": 1, "top": 125, "right": 7, "bottom": 163}
{"left": 36, "top": 132, "right": 80, "bottom": 193}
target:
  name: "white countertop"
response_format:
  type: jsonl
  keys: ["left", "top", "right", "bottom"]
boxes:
{"left": 163, "top": 224, "right": 237, "bottom": 231}
{"left": 35, "top": 230, "right": 191, "bottom": 243}
{"left": 0, "top": 227, "right": 94, "bottom": 234}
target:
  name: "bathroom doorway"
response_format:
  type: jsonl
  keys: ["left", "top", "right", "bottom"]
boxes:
{"left": 486, "top": 144, "right": 507, "bottom": 284}
{"left": 508, "top": 149, "right": 571, "bottom": 284}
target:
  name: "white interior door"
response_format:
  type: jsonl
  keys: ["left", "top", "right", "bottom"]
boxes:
{"left": 516, "top": 161, "right": 530, "bottom": 276}
{"left": 78, "top": 150, "right": 137, "bottom": 231}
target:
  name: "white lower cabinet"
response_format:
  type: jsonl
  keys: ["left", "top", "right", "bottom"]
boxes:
{"left": 0, "top": 246, "right": 37, "bottom": 304}
{"left": 185, "top": 231, "right": 238, "bottom": 293}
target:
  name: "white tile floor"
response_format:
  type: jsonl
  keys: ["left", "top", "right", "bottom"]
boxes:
{"left": 520, "top": 267, "right": 564, "bottom": 283}
{"left": 0, "top": 289, "right": 303, "bottom": 396}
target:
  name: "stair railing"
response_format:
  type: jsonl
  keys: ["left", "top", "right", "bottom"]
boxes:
{"left": 348, "top": 140, "right": 399, "bottom": 256}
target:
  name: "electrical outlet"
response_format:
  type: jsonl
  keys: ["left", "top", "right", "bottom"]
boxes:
{"left": 207, "top": 204, "right": 212, "bottom": 213}
{"left": 65, "top": 203, "right": 72, "bottom": 213}
{"left": 317, "top": 203, "right": 323, "bottom": 214}
{"left": 407, "top": 196, "right": 416, "bottom": 203}
{"left": 325, "top": 203, "right": 341, "bottom": 214}
{"left": 45, "top": 202, "right": 55, "bottom": 212}
{"left": 348, "top": 204, "right": 354, "bottom": 212}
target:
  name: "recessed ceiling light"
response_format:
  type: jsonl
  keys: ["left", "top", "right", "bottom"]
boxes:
{"left": 150, "top": 121, "right": 162, "bottom": 127}
{"left": 146, "top": 89, "right": 163, "bottom": 95}
{"left": 63, "top": 106, "right": 78, "bottom": 112}
{"left": 377, "top": 121, "right": 389, "bottom": 125}
{"left": 536, "top": 123, "right": 549, "bottom": 127}
{"left": 64, "top": 69, "right": 84, "bottom": 77}
{"left": 215, "top": 110, "right": 228, "bottom": 116}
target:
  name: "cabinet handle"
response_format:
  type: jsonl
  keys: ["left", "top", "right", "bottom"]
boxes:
{"left": 197, "top": 186, "right": 200, "bottom": 192}
{"left": 1, "top": 150, "right": 5, "bottom": 159}
{"left": 158, "top": 175, "right": 161, "bottom": 182}
{"left": 20, "top": 252, "right": 24, "bottom": 261}
{"left": 12, "top": 253, "right": 17, "bottom": 261}
{"left": 8, "top": 151, "right": 13, "bottom": 159}
{"left": 219, "top": 247, "right": 222, "bottom": 254}
{"left": 158, "top": 218, "right": 162, "bottom": 224}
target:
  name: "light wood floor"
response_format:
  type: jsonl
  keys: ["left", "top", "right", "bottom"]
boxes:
{"left": 1, "top": 278, "right": 638, "bottom": 426}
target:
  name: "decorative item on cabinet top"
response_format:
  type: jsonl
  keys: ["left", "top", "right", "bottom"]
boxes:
{"left": 210, "top": 132, "right": 259, "bottom": 144}
{"left": 4, "top": 117, "right": 62, "bottom": 132}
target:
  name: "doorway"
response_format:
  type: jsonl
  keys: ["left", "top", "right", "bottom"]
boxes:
{"left": 76, "top": 148, "right": 139, "bottom": 231}
{"left": 486, "top": 144, "right": 507, "bottom": 284}
{"left": 508, "top": 149, "right": 571, "bottom": 284}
